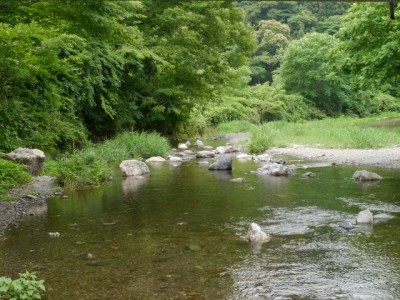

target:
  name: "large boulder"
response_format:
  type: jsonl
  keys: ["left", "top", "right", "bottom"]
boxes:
{"left": 208, "top": 155, "right": 232, "bottom": 170}
{"left": 256, "top": 163, "right": 291, "bottom": 177}
{"left": 6, "top": 148, "right": 45, "bottom": 175}
{"left": 352, "top": 170, "right": 382, "bottom": 181}
{"left": 119, "top": 160, "right": 150, "bottom": 177}
{"left": 246, "top": 223, "right": 270, "bottom": 244}
{"left": 356, "top": 210, "right": 373, "bottom": 224}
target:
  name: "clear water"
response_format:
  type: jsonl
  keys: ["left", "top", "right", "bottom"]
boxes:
{"left": 1, "top": 154, "right": 400, "bottom": 299}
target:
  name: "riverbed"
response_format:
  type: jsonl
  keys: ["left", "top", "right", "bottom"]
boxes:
{"left": 0, "top": 151, "right": 399, "bottom": 299}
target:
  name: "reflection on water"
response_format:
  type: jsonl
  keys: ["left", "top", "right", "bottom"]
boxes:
{"left": 0, "top": 159, "right": 400, "bottom": 299}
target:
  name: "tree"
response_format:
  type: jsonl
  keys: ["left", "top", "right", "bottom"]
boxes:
{"left": 278, "top": 32, "right": 346, "bottom": 115}
{"left": 250, "top": 20, "right": 291, "bottom": 84}
{"left": 335, "top": 3, "right": 400, "bottom": 95}
{"left": 136, "top": 0, "right": 255, "bottom": 133}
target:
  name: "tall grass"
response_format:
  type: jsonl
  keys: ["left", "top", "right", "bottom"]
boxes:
{"left": 247, "top": 114, "right": 400, "bottom": 153}
{"left": 216, "top": 120, "right": 256, "bottom": 134}
{"left": 47, "top": 132, "right": 170, "bottom": 189}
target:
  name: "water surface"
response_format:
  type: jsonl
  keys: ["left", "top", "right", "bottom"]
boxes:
{"left": 1, "top": 154, "right": 399, "bottom": 299}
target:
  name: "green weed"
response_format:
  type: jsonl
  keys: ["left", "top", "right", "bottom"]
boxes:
{"left": 0, "top": 271, "right": 45, "bottom": 300}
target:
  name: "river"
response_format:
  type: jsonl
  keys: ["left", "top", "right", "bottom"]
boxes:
{"left": 1, "top": 148, "right": 399, "bottom": 299}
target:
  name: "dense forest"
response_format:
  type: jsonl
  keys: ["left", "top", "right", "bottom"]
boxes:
{"left": 0, "top": 1, "right": 399, "bottom": 155}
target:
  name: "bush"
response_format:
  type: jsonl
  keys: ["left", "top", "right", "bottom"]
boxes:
{"left": 248, "top": 125, "right": 277, "bottom": 153}
{"left": 0, "top": 159, "right": 31, "bottom": 197}
{"left": 0, "top": 271, "right": 45, "bottom": 300}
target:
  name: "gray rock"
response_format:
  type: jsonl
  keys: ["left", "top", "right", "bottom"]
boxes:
{"left": 236, "top": 153, "right": 255, "bottom": 160}
{"left": 177, "top": 143, "right": 188, "bottom": 149}
{"left": 301, "top": 172, "right": 316, "bottom": 178}
{"left": 353, "top": 170, "right": 382, "bottom": 181}
{"left": 203, "top": 146, "right": 214, "bottom": 150}
{"left": 208, "top": 155, "right": 232, "bottom": 170}
{"left": 145, "top": 156, "right": 166, "bottom": 163}
{"left": 195, "top": 139, "right": 204, "bottom": 147}
{"left": 196, "top": 151, "right": 215, "bottom": 159}
{"left": 373, "top": 213, "right": 393, "bottom": 223}
{"left": 339, "top": 220, "right": 355, "bottom": 230}
{"left": 185, "top": 140, "right": 191, "bottom": 147}
{"left": 230, "top": 178, "right": 246, "bottom": 183}
{"left": 119, "top": 160, "right": 150, "bottom": 177}
{"left": 356, "top": 210, "right": 373, "bottom": 224}
{"left": 167, "top": 155, "right": 183, "bottom": 162}
{"left": 215, "top": 145, "right": 239, "bottom": 155}
{"left": 256, "top": 163, "right": 291, "bottom": 177}
{"left": 6, "top": 148, "right": 45, "bottom": 175}
{"left": 256, "top": 154, "right": 272, "bottom": 162}
{"left": 246, "top": 223, "right": 270, "bottom": 243}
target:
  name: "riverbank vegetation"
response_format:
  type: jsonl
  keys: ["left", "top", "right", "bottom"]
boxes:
{"left": 246, "top": 113, "right": 400, "bottom": 153}
{"left": 0, "top": 1, "right": 399, "bottom": 191}
{"left": 46, "top": 132, "right": 170, "bottom": 189}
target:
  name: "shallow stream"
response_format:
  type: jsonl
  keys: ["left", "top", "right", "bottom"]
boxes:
{"left": 1, "top": 145, "right": 400, "bottom": 299}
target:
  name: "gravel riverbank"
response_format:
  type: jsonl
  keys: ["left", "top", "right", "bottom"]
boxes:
{"left": 266, "top": 145, "right": 400, "bottom": 169}
{"left": 0, "top": 176, "right": 60, "bottom": 238}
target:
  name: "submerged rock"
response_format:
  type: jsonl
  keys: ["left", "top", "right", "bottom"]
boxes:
{"left": 352, "top": 170, "right": 382, "bottom": 181}
{"left": 236, "top": 153, "right": 255, "bottom": 160}
{"left": 373, "top": 213, "right": 394, "bottom": 223}
{"left": 255, "top": 154, "right": 272, "bottom": 162}
{"left": 208, "top": 155, "right": 232, "bottom": 170}
{"left": 196, "top": 151, "right": 215, "bottom": 159}
{"left": 356, "top": 210, "right": 373, "bottom": 224}
{"left": 301, "top": 172, "right": 316, "bottom": 178}
{"left": 230, "top": 178, "right": 246, "bottom": 183}
{"left": 339, "top": 220, "right": 355, "bottom": 230}
{"left": 167, "top": 156, "right": 183, "bottom": 162}
{"left": 256, "top": 163, "right": 291, "bottom": 177}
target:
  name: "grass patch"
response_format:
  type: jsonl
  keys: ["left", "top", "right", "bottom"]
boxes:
{"left": 216, "top": 120, "right": 256, "bottom": 134}
{"left": 247, "top": 114, "right": 400, "bottom": 153}
{"left": 46, "top": 132, "right": 170, "bottom": 189}
{"left": 0, "top": 159, "right": 32, "bottom": 199}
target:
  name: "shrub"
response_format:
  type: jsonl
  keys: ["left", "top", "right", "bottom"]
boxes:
{"left": 0, "top": 271, "right": 45, "bottom": 300}
{"left": 0, "top": 159, "right": 31, "bottom": 197}
{"left": 248, "top": 125, "right": 277, "bottom": 153}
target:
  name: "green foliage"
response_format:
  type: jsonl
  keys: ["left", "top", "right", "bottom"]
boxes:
{"left": 335, "top": 3, "right": 400, "bottom": 94}
{"left": 0, "top": 159, "right": 31, "bottom": 197}
{"left": 216, "top": 120, "right": 256, "bottom": 134}
{"left": 250, "top": 20, "right": 290, "bottom": 84}
{"left": 0, "top": 271, "right": 45, "bottom": 300}
{"left": 345, "top": 91, "right": 400, "bottom": 117}
{"left": 47, "top": 132, "right": 170, "bottom": 189}
{"left": 279, "top": 32, "right": 346, "bottom": 115}
{"left": 0, "top": 1, "right": 255, "bottom": 150}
